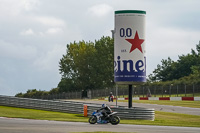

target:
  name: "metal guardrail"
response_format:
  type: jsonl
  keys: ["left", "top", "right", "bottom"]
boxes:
{"left": 0, "top": 95, "right": 154, "bottom": 120}
{"left": 86, "top": 104, "right": 154, "bottom": 120}
{"left": 0, "top": 95, "right": 83, "bottom": 114}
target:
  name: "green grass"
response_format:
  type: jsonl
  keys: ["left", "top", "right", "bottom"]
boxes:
{"left": 0, "top": 106, "right": 88, "bottom": 122}
{"left": 1, "top": 106, "right": 200, "bottom": 127}
{"left": 121, "top": 111, "right": 200, "bottom": 127}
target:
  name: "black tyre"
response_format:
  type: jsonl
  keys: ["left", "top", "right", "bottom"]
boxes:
{"left": 110, "top": 116, "right": 120, "bottom": 125}
{"left": 89, "top": 116, "right": 97, "bottom": 124}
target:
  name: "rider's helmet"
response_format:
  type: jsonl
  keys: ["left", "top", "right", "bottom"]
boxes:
{"left": 102, "top": 104, "right": 107, "bottom": 108}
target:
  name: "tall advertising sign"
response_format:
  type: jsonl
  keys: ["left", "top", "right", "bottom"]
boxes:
{"left": 114, "top": 10, "right": 146, "bottom": 84}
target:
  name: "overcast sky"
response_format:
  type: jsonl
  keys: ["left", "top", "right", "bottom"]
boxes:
{"left": 0, "top": 0, "right": 200, "bottom": 96}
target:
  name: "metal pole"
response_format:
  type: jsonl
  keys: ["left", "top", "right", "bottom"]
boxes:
{"left": 143, "top": 86, "right": 144, "bottom": 98}
{"left": 185, "top": 84, "right": 187, "bottom": 97}
{"left": 123, "top": 88, "right": 124, "bottom": 98}
{"left": 128, "top": 85, "right": 133, "bottom": 108}
{"left": 116, "top": 85, "right": 118, "bottom": 107}
{"left": 177, "top": 85, "right": 178, "bottom": 97}
{"left": 193, "top": 84, "right": 195, "bottom": 97}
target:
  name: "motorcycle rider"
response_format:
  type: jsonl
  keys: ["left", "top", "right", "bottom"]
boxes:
{"left": 109, "top": 92, "right": 114, "bottom": 102}
{"left": 97, "top": 104, "right": 112, "bottom": 120}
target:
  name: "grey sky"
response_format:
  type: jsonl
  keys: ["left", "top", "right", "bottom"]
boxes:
{"left": 0, "top": 0, "right": 200, "bottom": 96}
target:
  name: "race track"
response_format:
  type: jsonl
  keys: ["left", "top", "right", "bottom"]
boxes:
{"left": 0, "top": 117, "right": 199, "bottom": 133}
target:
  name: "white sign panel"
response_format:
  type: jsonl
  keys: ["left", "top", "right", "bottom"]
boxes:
{"left": 114, "top": 10, "right": 146, "bottom": 84}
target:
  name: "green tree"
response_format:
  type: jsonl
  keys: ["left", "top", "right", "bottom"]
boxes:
{"left": 93, "top": 37, "right": 114, "bottom": 88}
{"left": 149, "top": 57, "right": 175, "bottom": 81}
{"left": 15, "top": 89, "right": 48, "bottom": 99}
{"left": 49, "top": 88, "right": 59, "bottom": 95}
{"left": 149, "top": 41, "right": 200, "bottom": 82}
{"left": 15, "top": 92, "right": 23, "bottom": 97}
{"left": 58, "top": 36, "right": 114, "bottom": 92}
{"left": 173, "top": 54, "right": 198, "bottom": 79}
{"left": 59, "top": 40, "right": 96, "bottom": 92}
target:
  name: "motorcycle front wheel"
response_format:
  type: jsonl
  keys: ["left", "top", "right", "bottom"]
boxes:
{"left": 89, "top": 116, "right": 97, "bottom": 124}
{"left": 110, "top": 116, "right": 120, "bottom": 125}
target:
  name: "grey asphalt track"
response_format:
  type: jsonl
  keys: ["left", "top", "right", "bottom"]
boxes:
{"left": 66, "top": 100, "right": 200, "bottom": 116}
{"left": 0, "top": 117, "right": 200, "bottom": 133}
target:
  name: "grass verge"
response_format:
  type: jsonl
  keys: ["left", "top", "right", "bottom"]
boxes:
{"left": 0, "top": 106, "right": 88, "bottom": 122}
{"left": 0, "top": 106, "right": 200, "bottom": 127}
{"left": 121, "top": 111, "right": 200, "bottom": 127}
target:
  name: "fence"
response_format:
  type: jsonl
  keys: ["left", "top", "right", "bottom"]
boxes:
{"left": 92, "top": 84, "right": 200, "bottom": 98}
{"left": 40, "top": 91, "right": 82, "bottom": 100}
{"left": 39, "top": 84, "right": 200, "bottom": 100}
{"left": 0, "top": 95, "right": 154, "bottom": 120}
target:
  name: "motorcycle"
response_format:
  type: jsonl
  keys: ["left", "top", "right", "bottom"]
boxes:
{"left": 88, "top": 110, "right": 120, "bottom": 125}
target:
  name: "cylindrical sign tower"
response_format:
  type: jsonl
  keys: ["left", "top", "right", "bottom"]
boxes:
{"left": 114, "top": 10, "right": 146, "bottom": 84}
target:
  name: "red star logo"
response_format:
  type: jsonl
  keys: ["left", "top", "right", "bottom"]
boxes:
{"left": 125, "top": 31, "right": 144, "bottom": 53}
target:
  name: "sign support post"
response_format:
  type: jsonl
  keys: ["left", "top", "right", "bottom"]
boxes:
{"left": 128, "top": 85, "right": 133, "bottom": 108}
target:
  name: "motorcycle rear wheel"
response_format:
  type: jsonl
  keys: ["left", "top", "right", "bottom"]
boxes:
{"left": 110, "top": 116, "right": 120, "bottom": 125}
{"left": 89, "top": 116, "right": 97, "bottom": 124}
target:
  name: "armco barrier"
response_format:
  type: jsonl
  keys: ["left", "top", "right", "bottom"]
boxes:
{"left": 0, "top": 95, "right": 154, "bottom": 120}
{"left": 87, "top": 105, "right": 154, "bottom": 120}
{"left": 0, "top": 95, "right": 83, "bottom": 114}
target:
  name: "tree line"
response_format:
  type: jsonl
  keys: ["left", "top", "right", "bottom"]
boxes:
{"left": 15, "top": 38, "right": 200, "bottom": 98}
{"left": 148, "top": 41, "right": 200, "bottom": 86}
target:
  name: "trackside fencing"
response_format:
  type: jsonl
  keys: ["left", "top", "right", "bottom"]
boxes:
{"left": 0, "top": 95, "right": 154, "bottom": 120}
{"left": 34, "top": 84, "right": 200, "bottom": 100}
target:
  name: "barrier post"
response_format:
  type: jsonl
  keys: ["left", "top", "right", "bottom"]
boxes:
{"left": 83, "top": 105, "right": 88, "bottom": 117}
